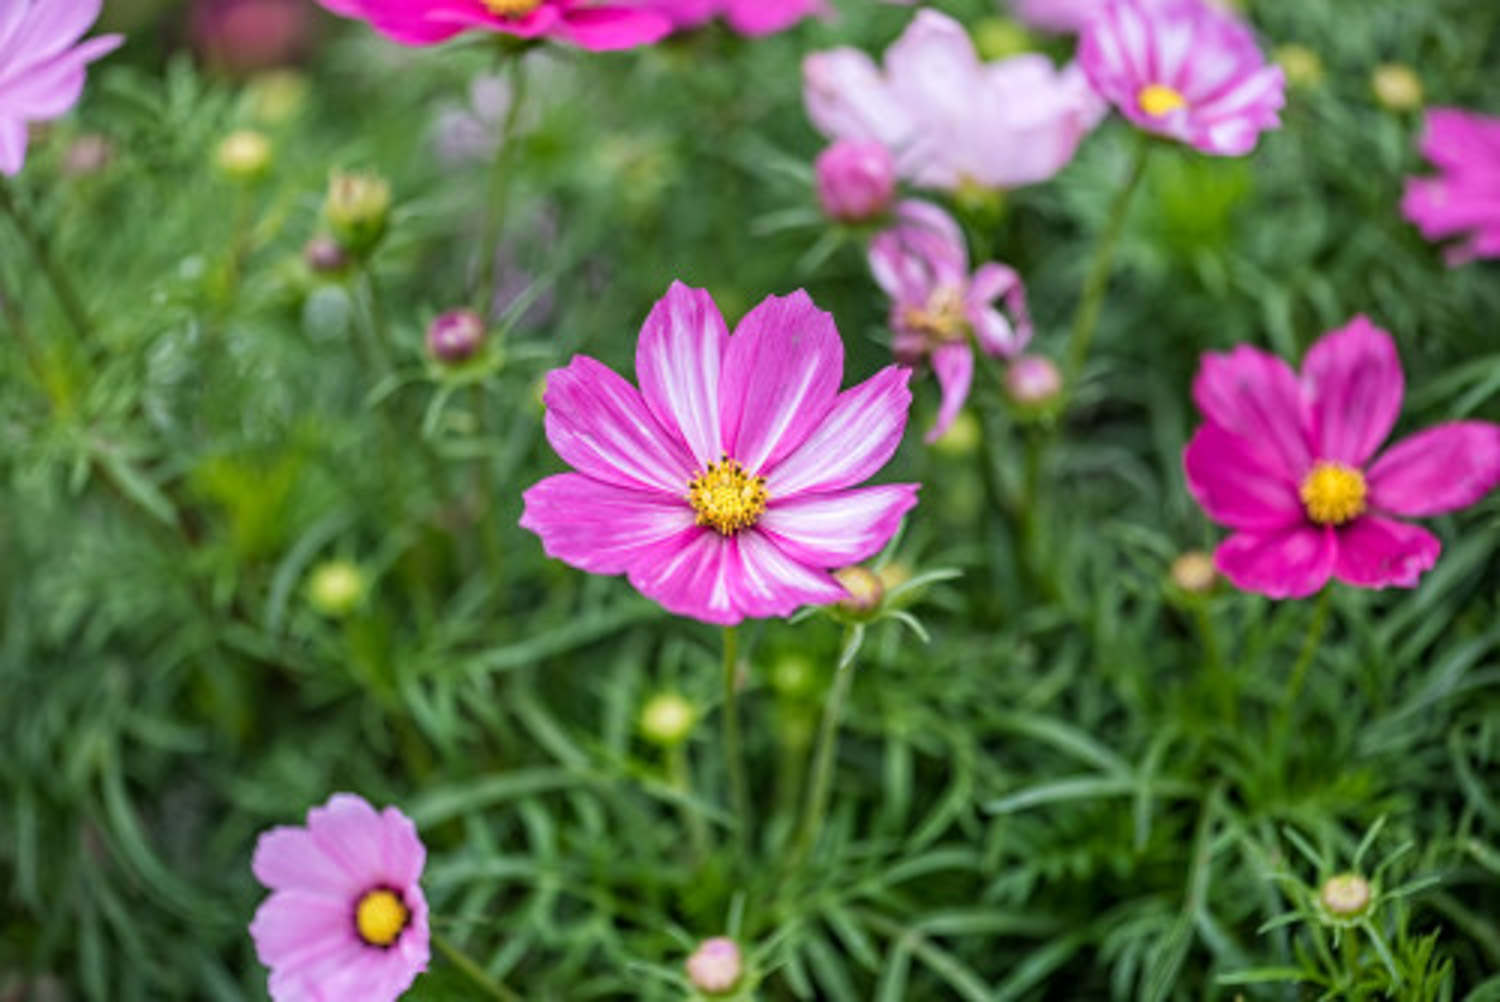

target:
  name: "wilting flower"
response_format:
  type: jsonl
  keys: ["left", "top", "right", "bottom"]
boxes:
{"left": 1183, "top": 317, "right": 1500, "bottom": 598}
{"left": 1079, "top": 0, "right": 1284, "bottom": 156}
{"left": 804, "top": 9, "right": 1104, "bottom": 192}
{"left": 869, "top": 201, "right": 1031, "bottom": 441}
{"left": 315, "top": 0, "right": 671, "bottom": 51}
{"left": 1402, "top": 107, "right": 1500, "bottom": 264}
{"left": 521, "top": 282, "right": 919, "bottom": 626}
{"left": 250, "top": 794, "right": 429, "bottom": 1002}
{"left": 815, "top": 140, "right": 896, "bottom": 223}
{"left": 651, "top": 0, "right": 823, "bottom": 36}
{"left": 0, "top": 0, "right": 123, "bottom": 175}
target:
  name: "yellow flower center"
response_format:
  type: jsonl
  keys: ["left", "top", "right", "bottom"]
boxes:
{"left": 688, "top": 457, "right": 768, "bottom": 535}
{"left": 901, "top": 287, "right": 967, "bottom": 343}
{"left": 1299, "top": 462, "right": 1367, "bottom": 526}
{"left": 355, "top": 889, "right": 409, "bottom": 948}
{"left": 482, "top": 0, "right": 543, "bottom": 16}
{"left": 1138, "top": 83, "right": 1187, "bottom": 117}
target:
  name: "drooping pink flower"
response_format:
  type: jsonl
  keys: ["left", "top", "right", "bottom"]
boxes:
{"left": 1402, "top": 107, "right": 1500, "bottom": 264}
{"left": 1079, "top": 0, "right": 1284, "bottom": 156}
{"left": 520, "top": 283, "right": 919, "bottom": 627}
{"left": 803, "top": 9, "right": 1105, "bottom": 193}
{"left": 816, "top": 140, "right": 896, "bottom": 222}
{"left": 314, "top": 0, "right": 671, "bottom": 50}
{"left": 650, "top": 0, "right": 823, "bottom": 36}
{"left": 250, "top": 794, "right": 430, "bottom": 1002}
{"left": 0, "top": 0, "right": 123, "bottom": 176}
{"left": 869, "top": 201, "right": 1032, "bottom": 442}
{"left": 1183, "top": 317, "right": 1500, "bottom": 598}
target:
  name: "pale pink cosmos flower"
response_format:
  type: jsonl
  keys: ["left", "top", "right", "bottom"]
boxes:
{"left": 1005, "top": 0, "right": 1234, "bottom": 34}
{"left": 803, "top": 9, "right": 1105, "bottom": 193}
{"left": 1402, "top": 108, "right": 1500, "bottom": 264}
{"left": 521, "top": 282, "right": 919, "bottom": 626}
{"left": 250, "top": 794, "right": 430, "bottom": 1002}
{"left": 869, "top": 201, "right": 1032, "bottom": 443}
{"left": 1183, "top": 317, "right": 1500, "bottom": 599}
{"left": 650, "top": 0, "right": 823, "bottom": 37}
{"left": 0, "top": 0, "right": 123, "bottom": 176}
{"left": 314, "top": 0, "right": 671, "bottom": 50}
{"left": 1079, "top": 0, "right": 1284, "bottom": 156}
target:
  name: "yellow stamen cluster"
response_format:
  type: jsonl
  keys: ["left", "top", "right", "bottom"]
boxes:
{"left": 902, "top": 287, "right": 967, "bottom": 343}
{"left": 355, "top": 889, "right": 409, "bottom": 948}
{"left": 688, "top": 456, "right": 768, "bottom": 536}
{"left": 1300, "top": 461, "right": 1367, "bottom": 526}
{"left": 1138, "top": 83, "right": 1187, "bottom": 117}
{"left": 482, "top": 0, "right": 543, "bottom": 16}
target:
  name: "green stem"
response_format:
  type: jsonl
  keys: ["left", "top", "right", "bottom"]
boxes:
{"left": 791, "top": 625, "right": 863, "bottom": 869}
{"left": 1194, "top": 603, "right": 1234, "bottom": 727}
{"left": 721, "top": 625, "right": 751, "bottom": 862}
{"left": 667, "top": 742, "right": 710, "bottom": 863}
{"left": 1275, "top": 588, "right": 1332, "bottom": 749}
{"left": 1063, "top": 135, "right": 1151, "bottom": 383}
{"left": 431, "top": 931, "right": 524, "bottom": 1002}
{"left": 0, "top": 175, "right": 93, "bottom": 345}
{"left": 360, "top": 266, "right": 393, "bottom": 370}
{"left": 473, "top": 57, "right": 529, "bottom": 317}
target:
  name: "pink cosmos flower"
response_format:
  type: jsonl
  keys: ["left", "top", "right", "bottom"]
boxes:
{"left": 520, "top": 282, "right": 919, "bottom": 626}
{"left": 250, "top": 794, "right": 430, "bottom": 1002}
{"left": 803, "top": 9, "right": 1105, "bottom": 192}
{"left": 869, "top": 200, "right": 1032, "bottom": 442}
{"left": 1402, "top": 107, "right": 1500, "bottom": 264}
{"left": 1008, "top": 0, "right": 1106, "bottom": 33}
{"left": 1183, "top": 317, "right": 1500, "bottom": 598}
{"left": 0, "top": 0, "right": 123, "bottom": 176}
{"left": 1079, "top": 0, "right": 1285, "bottom": 156}
{"left": 314, "top": 0, "right": 671, "bottom": 51}
{"left": 650, "top": 0, "right": 823, "bottom": 36}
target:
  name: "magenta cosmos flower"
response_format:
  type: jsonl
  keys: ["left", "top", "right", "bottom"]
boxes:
{"left": 521, "top": 283, "right": 919, "bottom": 626}
{"left": 869, "top": 201, "right": 1031, "bottom": 442}
{"left": 250, "top": 794, "right": 430, "bottom": 1002}
{"left": 1079, "top": 0, "right": 1284, "bottom": 156}
{"left": 650, "top": 0, "right": 823, "bottom": 37}
{"left": 1402, "top": 107, "right": 1500, "bottom": 264}
{"left": 1183, "top": 317, "right": 1500, "bottom": 599}
{"left": 804, "top": 9, "right": 1104, "bottom": 192}
{"left": 314, "top": 0, "right": 671, "bottom": 50}
{"left": 0, "top": 0, "right": 122, "bottom": 176}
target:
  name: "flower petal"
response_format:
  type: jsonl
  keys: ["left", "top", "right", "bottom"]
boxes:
{"left": 251, "top": 890, "right": 359, "bottom": 974}
{"left": 925, "top": 342, "right": 973, "bottom": 444}
{"left": 0, "top": 117, "right": 29, "bottom": 176}
{"left": 720, "top": 291, "right": 843, "bottom": 475}
{"left": 1332, "top": 516, "right": 1440, "bottom": 590}
{"left": 1214, "top": 526, "right": 1335, "bottom": 599}
{"left": 520, "top": 473, "right": 698, "bottom": 575}
{"left": 253, "top": 826, "right": 363, "bottom": 899}
{"left": 628, "top": 530, "right": 740, "bottom": 625}
{"left": 768, "top": 365, "right": 912, "bottom": 497}
{"left": 759, "top": 485, "right": 919, "bottom": 566}
{"left": 1366, "top": 421, "right": 1500, "bottom": 517}
{"left": 1192, "top": 343, "right": 1312, "bottom": 480}
{"left": 635, "top": 281, "right": 729, "bottom": 470}
{"left": 802, "top": 47, "right": 913, "bottom": 150}
{"left": 725, "top": 531, "right": 847, "bottom": 618}
{"left": 543, "top": 355, "right": 695, "bottom": 495}
{"left": 304, "top": 794, "right": 392, "bottom": 884}
{"left": 1301, "top": 315, "right": 1404, "bottom": 467}
{"left": 1183, "top": 423, "right": 1303, "bottom": 532}
{"left": 967, "top": 262, "right": 1031, "bottom": 357}
{"left": 558, "top": 5, "right": 673, "bottom": 50}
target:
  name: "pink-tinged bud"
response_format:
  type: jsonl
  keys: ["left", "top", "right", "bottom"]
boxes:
{"left": 685, "top": 937, "right": 742, "bottom": 996}
{"left": 303, "top": 236, "right": 348, "bottom": 275}
{"left": 1319, "top": 873, "right": 1372, "bottom": 918}
{"left": 1169, "top": 550, "right": 1217, "bottom": 595}
{"left": 815, "top": 140, "right": 895, "bottom": 223}
{"left": 426, "top": 309, "right": 485, "bottom": 364}
{"left": 1004, "top": 355, "right": 1063, "bottom": 409}
{"left": 833, "top": 565, "right": 885, "bottom": 617}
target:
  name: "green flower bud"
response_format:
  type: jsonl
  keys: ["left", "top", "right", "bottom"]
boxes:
{"left": 215, "top": 129, "right": 272, "bottom": 181}
{"left": 324, "top": 169, "right": 391, "bottom": 258}
{"left": 306, "top": 560, "right": 365, "bottom": 617}
{"left": 639, "top": 692, "right": 696, "bottom": 747}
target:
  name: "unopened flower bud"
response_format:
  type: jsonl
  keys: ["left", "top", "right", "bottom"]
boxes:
{"left": 247, "top": 69, "right": 309, "bottom": 126}
{"left": 324, "top": 169, "right": 391, "bottom": 257}
{"left": 815, "top": 140, "right": 895, "bottom": 223}
{"left": 770, "top": 653, "right": 816, "bottom": 698}
{"left": 973, "top": 17, "right": 1033, "bottom": 61}
{"left": 306, "top": 559, "right": 365, "bottom": 617}
{"left": 1274, "top": 44, "right": 1323, "bottom": 89}
{"left": 639, "top": 692, "right": 696, "bottom": 747}
{"left": 215, "top": 129, "right": 272, "bottom": 180}
{"left": 1319, "top": 873, "right": 1372, "bottom": 917}
{"left": 426, "top": 309, "right": 486, "bottom": 364}
{"left": 931, "top": 410, "right": 981, "bottom": 457}
{"left": 1169, "top": 550, "right": 1218, "bottom": 595}
{"left": 63, "top": 134, "right": 114, "bottom": 177}
{"left": 834, "top": 565, "right": 885, "bottom": 617}
{"left": 877, "top": 560, "right": 912, "bottom": 592}
{"left": 303, "top": 236, "right": 348, "bottom": 275}
{"left": 1372, "top": 64, "right": 1423, "bottom": 112}
{"left": 1004, "top": 355, "right": 1063, "bottom": 410}
{"left": 685, "top": 937, "right": 742, "bottom": 995}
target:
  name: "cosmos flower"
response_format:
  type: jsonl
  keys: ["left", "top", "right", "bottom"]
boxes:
{"left": 1183, "top": 317, "right": 1500, "bottom": 598}
{"left": 314, "top": 0, "right": 671, "bottom": 51}
{"left": 1402, "top": 107, "right": 1500, "bottom": 264}
{"left": 803, "top": 9, "right": 1104, "bottom": 192}
{"left": 250, "top": 794, "right": 430, "bottom": 1002}
{"left": 869, "top": 200, "right": 1032, "bottom": 442}
{"left": 521, "top": 282, "right": 919, "bottom": 626}
{"left": 0, "top": 0, "right": 123, "bottom": 176}
{"left": 1078, "top": 0, "right": 1284, "bottom": 156}
{"left": 650, "top": 0, "right": 823, "bottom": 37}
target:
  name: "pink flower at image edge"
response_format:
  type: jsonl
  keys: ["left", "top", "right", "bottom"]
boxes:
{"left": 0, "top": 0, "right": 123, "bottom": 175}
{"left": 1183, "top": 316, "right": 1500, "bottom": 598}
{"left": 521, "top": 282, "right": 919, "bottom": 626}
{"left": 314, "top": 0, "right": 671, "bottom": 51}
{"left": 652, "top": 0, "right": 824, "bottom": 36}
{"left": 1402, "top": 107, "right": 1500, "bottom": 264}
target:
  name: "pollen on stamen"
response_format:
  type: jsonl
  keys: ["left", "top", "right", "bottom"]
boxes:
{"left": 354, "top": 888, "right": 409, "bottom": 948}
{"left": 1300, "top": 461, "right": 1367, "bottom": 526}
{"left": 902, "top": 287, "right": 967, "bottom": 343}
{"left": 1138, "top": 83, "right": 1187, "bottom": 117}
{"left": 687, "top": 455, "right": 769, "bottom": 536}
{"left": 481, "top": 0, "right": 543, "bottom": 16}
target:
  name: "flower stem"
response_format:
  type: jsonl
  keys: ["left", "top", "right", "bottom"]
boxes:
{"left": 1274, "top": 588, "right": 1332, "bottom": 750}
{"left": 0, "top": 175, "right": 93, "bottom": 345}
{"left": 431, "top": 931, "right": 524, "bottom": 1002}
{"left": 721, "top": 625, "right": 751, "bottom": 863}
{"left": 791, "top": 625, "right": 863, "bottom": 869}
{"left": 667, "top": 742, "right": 710, "bottom": 863}
{"left": 1062, "top": 134, "right": 1152, "bottom": 383}
{"left": 473, "top": 55, "right": 529, "bottom": 318}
